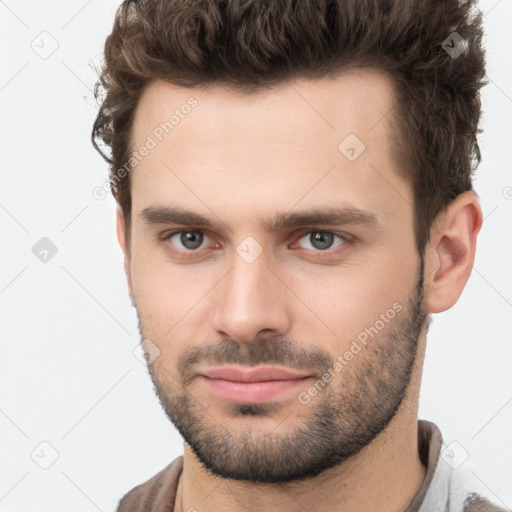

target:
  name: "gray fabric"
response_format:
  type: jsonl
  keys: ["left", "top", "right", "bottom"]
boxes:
{"left": 418, "top": 453, "right": 509, "bottom": 512}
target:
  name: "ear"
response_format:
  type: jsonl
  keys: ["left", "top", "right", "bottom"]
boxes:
{"left": 424, "top": 191, "right": 483, "bottom": 314}
{"left": 116, "top": 206, "right": 134, "bottom": 304}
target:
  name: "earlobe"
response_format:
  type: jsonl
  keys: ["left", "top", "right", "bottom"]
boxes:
{"left": 424, "top": 191, "right": 483, "bottom": 314}
{"left": 116, "top": 207, "right": 134, "bottom": 303}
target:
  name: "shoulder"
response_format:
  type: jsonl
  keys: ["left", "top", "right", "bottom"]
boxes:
{"left": 462, "top": 493, "right": 510, "bottom": 512}
{"left": 116, "top": 456, "right": 184, "bottom": 512}
{"left": 414, "top": 421, "right": 510, "bottom": 512}
{"left": 448, "top": 464, "right": 510, "bottom": 512}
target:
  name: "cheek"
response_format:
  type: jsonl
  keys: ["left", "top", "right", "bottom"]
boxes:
{"left": 286, "top": 259, "right": 413, "bottom": 347}
{"left": 130, "top": 247, "right": 216, "bottom": 339}
{"left": 130, "top": 248, "right": 179, "bottom": 334}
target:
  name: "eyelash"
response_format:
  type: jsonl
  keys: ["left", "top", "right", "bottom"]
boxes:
{"left": 161, "top": 229, "right": 353, "bottom": 260}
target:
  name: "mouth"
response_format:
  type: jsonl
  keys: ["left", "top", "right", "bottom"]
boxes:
{"left": 197, "top": 365, "right": 313, "bottom": 403}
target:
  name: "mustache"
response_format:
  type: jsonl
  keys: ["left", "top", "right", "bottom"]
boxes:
{"left": 177, "top": 337, "right": 334, "bottom": 385}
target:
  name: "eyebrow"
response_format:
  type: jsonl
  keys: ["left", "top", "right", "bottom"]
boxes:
{"left": 140, "top": 205, "right": 381, "bottom": 232}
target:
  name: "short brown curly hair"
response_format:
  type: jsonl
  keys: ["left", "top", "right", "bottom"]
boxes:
{"left": 92, "top": 0, "right": 487, "bottom": 255}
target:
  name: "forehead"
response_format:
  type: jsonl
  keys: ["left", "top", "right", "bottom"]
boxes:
{"left": 128, "top": 69, "right": 409, "bottom": 229}
{"left": 131, "top": 68, "right": 397, "bottom": 154}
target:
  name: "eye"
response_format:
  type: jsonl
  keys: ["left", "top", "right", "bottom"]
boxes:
{"left": 294, "top": 231, "right": 347, "bottom": 252}
{"left": 167, "top": 230, "right": 210, "bottom": 251}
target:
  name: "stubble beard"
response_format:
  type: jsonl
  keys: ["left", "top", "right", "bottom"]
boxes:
{"left": 139, "top": 258, "right": 427, "bottom": 483}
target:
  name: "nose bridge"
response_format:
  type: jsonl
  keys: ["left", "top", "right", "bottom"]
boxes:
{"left": 211, "top": 246, "right": 289, "bottom": 342}
{"left": 229, "top": 252, "right": 267, "bottom": 305}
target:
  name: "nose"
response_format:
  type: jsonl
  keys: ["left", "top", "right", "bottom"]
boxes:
{"left": 210, "top": 250, "right": 291, "bottom": 343}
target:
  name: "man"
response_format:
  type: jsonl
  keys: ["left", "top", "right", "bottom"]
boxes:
{"left": 92, "top": 0, "right": 507, "bottom": 510}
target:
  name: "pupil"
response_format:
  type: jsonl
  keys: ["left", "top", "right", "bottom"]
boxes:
{"left": 181, "top": 231, "right": 203, "bottom": 249}
{"left": 311, "top": 232, "right": 333, "bottom": 250}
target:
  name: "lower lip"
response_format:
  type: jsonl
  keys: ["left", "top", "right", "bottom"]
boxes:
{"left": 200, "top": 376, "right": 312, "bottom": 403}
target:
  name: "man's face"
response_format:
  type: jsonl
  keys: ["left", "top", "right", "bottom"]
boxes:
{"left": 124, "top": 70, "right": 428, "bottom": 483}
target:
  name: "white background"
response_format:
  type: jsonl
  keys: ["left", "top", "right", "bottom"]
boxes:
{"left": 0, "top": 0, "right": 511, "bottom": 510}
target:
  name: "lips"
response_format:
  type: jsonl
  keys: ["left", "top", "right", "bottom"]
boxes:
{"left": 197, "top": 366, "right": 313, "bottom": 403}
{"left": 198, "top": 365, "right": 311, "bottom": 382}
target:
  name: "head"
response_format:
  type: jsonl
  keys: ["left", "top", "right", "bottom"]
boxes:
{"left": 92, "top": 0, "right": 486, "bottom": 483}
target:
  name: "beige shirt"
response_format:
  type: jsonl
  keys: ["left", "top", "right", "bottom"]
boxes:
{"left": 116, "top": 420, "right": 509, "bottom": 511}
